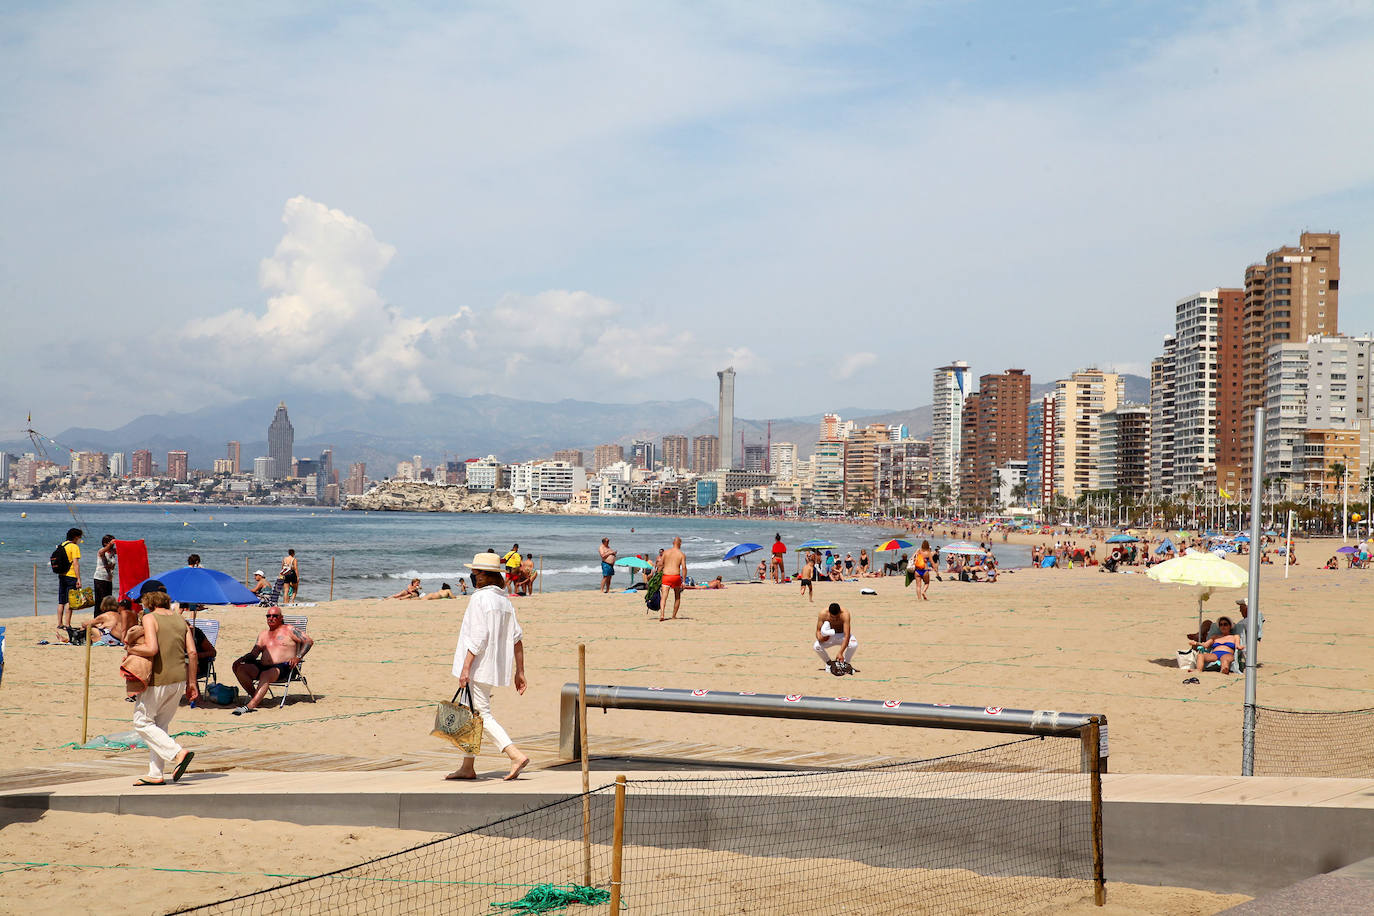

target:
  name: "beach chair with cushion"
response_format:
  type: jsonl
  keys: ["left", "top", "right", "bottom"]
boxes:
{"left": 191, "top": 619, "right": 219, "bottom": 693}
{"left": 265, "top": 614, "right": 316, "bottom": 708}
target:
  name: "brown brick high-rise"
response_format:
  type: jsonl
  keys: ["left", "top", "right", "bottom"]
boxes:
{"left": 959, "top": 369, "right": 1030, "bottom": 507}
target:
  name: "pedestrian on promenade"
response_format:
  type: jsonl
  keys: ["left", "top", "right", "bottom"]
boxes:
{"left": 447, "top": 553, "right": 529, "bottom": 781}
{"left": 125, "top": 581, "right": 197, "bottom": 786}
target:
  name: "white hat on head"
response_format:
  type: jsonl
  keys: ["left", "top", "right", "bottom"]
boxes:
{"left": 254, "top": 570, "right": 266, "bottom": 577}
{"left": 465, "top": 552, "right": 506, "bottom": 573}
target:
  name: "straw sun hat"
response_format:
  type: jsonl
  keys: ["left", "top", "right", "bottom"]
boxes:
{"left": 465, "top": 552, "right": 506, "bottom": 572}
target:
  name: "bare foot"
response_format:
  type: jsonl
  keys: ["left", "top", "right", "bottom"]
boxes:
{"left": 504, "top": 756, "right": 529, "bottom": 781}
{"left": 445, "top": 769, "right": 478, "bottom": 780}
{"left": 658, "top": 616, "right": 666, "bottom": 622}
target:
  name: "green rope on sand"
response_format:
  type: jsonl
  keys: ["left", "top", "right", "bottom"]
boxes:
{"left": 490, "top": 883, "right": 610, "bottom": 913}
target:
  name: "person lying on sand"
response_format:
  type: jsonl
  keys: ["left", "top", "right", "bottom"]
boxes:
{"left": 422, "top": 582, "right": 464, "bottom": 599}
{"left": 390, "top": 578, "right": 421, "bottom": 599}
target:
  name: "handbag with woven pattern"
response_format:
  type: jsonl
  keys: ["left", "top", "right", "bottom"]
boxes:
{"left": 431, "top": 684, "right": 484, "bottom": 754}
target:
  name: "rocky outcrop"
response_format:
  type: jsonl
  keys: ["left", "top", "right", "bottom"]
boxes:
{"left": 344, "top": 481, "right": 586, "bottom": 514}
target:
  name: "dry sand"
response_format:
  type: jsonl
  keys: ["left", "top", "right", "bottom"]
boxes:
{"left": 3, "top": 536, "right": 1368, "bottom": 913}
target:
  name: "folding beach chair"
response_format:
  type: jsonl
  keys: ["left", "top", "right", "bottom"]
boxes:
{"left": 191, "top": 618, "right": 220, "bottom": 693}
{"left": 266, "top": 615, "right": 316, "bottom": 708}
{"left": 259, "top": 577, "right": 286, "bottom": 607}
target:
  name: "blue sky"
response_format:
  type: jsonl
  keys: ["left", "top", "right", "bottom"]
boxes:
{"left": 3, "top": 0, "right": 1373, "bottom": 430}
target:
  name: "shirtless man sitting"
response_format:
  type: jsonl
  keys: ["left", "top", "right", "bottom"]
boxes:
{"left": 659, "top": 537, "right": 688, "bottom": 622}
{"left": 813, "top": 602, "right": 857, "bottom": 674}
{"left": 230, "top": 607, "right": 314, "bottom": 714}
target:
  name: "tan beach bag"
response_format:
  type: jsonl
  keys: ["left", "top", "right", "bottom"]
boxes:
{"left": 431, "top": 685, "right": 484, "bottom": 754}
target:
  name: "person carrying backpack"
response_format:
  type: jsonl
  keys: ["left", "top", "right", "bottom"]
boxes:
{"left": 51, "top": 527, "right": 84, "bottom": 643}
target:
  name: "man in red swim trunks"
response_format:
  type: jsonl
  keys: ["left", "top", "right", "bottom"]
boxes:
{"left": 770, "top": 533, "right": 787, "bottom": 583}
{"left": 659, "top": 537, "right": 688, "bottom": 622}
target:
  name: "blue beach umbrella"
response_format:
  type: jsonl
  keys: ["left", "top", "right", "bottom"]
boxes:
{"left": 614, "top": 557, "right": 653, "bottom": 570}
{"left": 723, "top": 542, "right": 764, "bottom": 561}
{"left": 1105, "top": 534, "right": 1139, "bottom": 543}
{"left": 795, "top": 539, "right": 837, "bottom": 552}
{"left": 127, "top": 567, "right": 260, "bottom": 606}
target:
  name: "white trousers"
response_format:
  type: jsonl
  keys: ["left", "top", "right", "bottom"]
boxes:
{"left": 133, "top": 683, "right": 184, "bottom": 779}
{"left": 464, "top": 680, "right": 514, "bottom": 758}
{"left": 814, "top": 632, "right": 858, "bottom": 664}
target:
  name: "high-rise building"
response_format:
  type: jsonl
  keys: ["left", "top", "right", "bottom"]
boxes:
{"left": 841, "top": 424, "right": 889, "bottom": 509}
{"left": 593, "top": 444, "right": 624, "bottom": 473}
{"left": 131, "top": 449, "right": 154, "bottom": 478}
{"left": 166, "top": 450, "right": 188, "bottom": 481}
{"left": 812, "top": 439, "right": 846, "bottom": 511}
{"left": 108, "top": 452, "right": 127, "bottom": 478}
{"left": 1239, "top": 232, "right": 1340, "bottom": 480}
{"left": 660, "top": 436, "right": 688, "bottom": 472}
{"left": 876, "top": 439, "right": 930, "bottom": 508}
{"left": 267, "top": 401, "right": 294, "bottom": 480}
{"left": 743, "top": 444, "right": 766, "bottom": 473}
{"left": 227, "top": 441, "right": 241, "bottom": 475}
{"left": 253, "top": 456, "right": 276, "bottom": 481}
{"left": 1149, "top": 336, "right": 1177, "bottom": 497}
{"left": 691, "top": 435, "right": 719, "bottom": 474}
{"left": 631, "top": 439, "right": 655, "bottom": 470}
{"left": 820, "top": 414, "right": 842, "bottom": 440}
{"left": 1054, "top": 369, "right": 1123, "bottom": 499}
{"left": 346, "top": 462, "right": 367, "bottom": 496}
{"left": 1172, "top": 290, "right": 1226, "bottom": 495}
{"left": 958, "top": 369, "right": 1030, "bottom": 508}
{"left": 0, "top": 452, "right": 11, "bottom": 486}
{"left": 1305, "top": 335, "right": 1374, "bottom": 429}
{"left": 1098, "top": 405, "right": 1150, "bottom": 499}
{"left": 212, "top": 458, "right": 234, "bottom": 474}
{"left": 71, "top": 451, "right": 109, "bottom": 476}
{"left": 553, "top": 449, "right": 585, "bottom": 468}
{"left": 931, "top": 361, "right": 971, "bottom": 502}
{"left": 768, "top": 442, "right": 797, "bottom": 481}
{"left": 1263, "top": 343, "right": 1309, "bottom": 482}
{"left": 1214, "top": 289, "right": 1246, "bottom": 484}
{"left": 717, "top": 367, "right": 736, "bottom": 470}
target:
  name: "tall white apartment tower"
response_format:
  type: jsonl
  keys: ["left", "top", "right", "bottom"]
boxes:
{"left": 717, "top": 367, "right": 736, "bottom": 470}
{"left": 932, "top": 361, "right": 971, "bottom": 500}
{"left": 1172, "top": 290, "right": 1222, "bottom": 495}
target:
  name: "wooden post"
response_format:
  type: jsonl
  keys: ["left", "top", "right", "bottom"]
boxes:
{"left": 330, "top": 556, "right": 335, "bottom": 601}
{"left": 609, "top": 774, "right": 627, "bottom": 916}
{"left": 33, "top": 564, "right": 38, "bottom": 617}
{"left": 1083, "top": 720, "right": 1106, "bottom": 906}
{"left": 81, "top": 626, "right": 95, "bottom": 745}
{"left": 245, "top": 557, "right": 250, "bottom": 584}
{"left": 579, "top": 644, "right": 591, "bottom": 886}
{"left": 538, "top": 556, "right": 543, "bottom": 594}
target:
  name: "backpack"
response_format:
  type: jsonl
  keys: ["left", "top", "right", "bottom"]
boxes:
{"left": 50, "top": 542, "right": 71, "bottom": 576}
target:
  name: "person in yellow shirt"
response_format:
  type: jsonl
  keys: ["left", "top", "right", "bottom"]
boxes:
{"left": 55, "top": 527, "right": 84, "bottom": 643}
{"left": 501, "top": 543, "right": 522, "bottom": 596}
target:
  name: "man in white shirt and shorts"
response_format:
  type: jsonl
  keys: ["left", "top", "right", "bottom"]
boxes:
{"left": 447, "top": 552, "right": 529, "bottom": 781}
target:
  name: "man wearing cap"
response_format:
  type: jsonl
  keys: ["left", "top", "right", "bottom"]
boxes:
{"left": 230, "top": 607, "right": 314, "bottom": 715}
{"left": 447, "top": 553, "right": 529, "bottom": 781}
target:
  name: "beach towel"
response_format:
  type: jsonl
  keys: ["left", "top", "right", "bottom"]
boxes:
{"left": 1040, "top": 556, "right": 1057, "bottom": 568}
{"left": 644, "top": 571, "right": 662, "bottom": 612}
{"left": 115, "top": 539, "right": 150, "bottom": 601}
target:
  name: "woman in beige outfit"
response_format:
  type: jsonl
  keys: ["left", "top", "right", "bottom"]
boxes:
{"left": 125, "top": 584, "right": 198, "bottom": 785}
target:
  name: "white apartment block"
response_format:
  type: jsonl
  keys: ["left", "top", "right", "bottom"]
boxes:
{"left": 465, "top": 457, "right": 501, "bottom": 491}
{"left": 1263, "top": 343, "right": 1309, "bottom": 483}
{"left": 932, "top": 361, "right": 971, "bottom": 500}
{"left": 1150, "top": 336, "right": 1177, "bottom": 497}
{"left": 1306, "top": 335, "right": 1373, "bottom": 428}
{"left": 1053, "top": 369, "right": 1123, "bottom": 499}
{"left": 1172, "top": 290, "right": 1221, "bottom": 495}
{"left": 769, "top": 442, "right": 797, "bottom": 481}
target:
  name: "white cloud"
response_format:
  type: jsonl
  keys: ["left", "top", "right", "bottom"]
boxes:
{"left": 185, "top": 197, "right": 737, "bottom": 402}
{"left": 833, "top": 351, "right": 878, "bottom": 380}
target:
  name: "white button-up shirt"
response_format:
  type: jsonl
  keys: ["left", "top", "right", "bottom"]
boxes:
{"left": 453, "top": 585, "right": 523, "bottom": 687}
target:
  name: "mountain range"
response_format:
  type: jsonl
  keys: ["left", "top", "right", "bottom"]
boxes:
{"left": 7, "top": 376, "right": 1147, "bottom": 472}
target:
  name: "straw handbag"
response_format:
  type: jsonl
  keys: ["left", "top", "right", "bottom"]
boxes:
{"left": 431, "top": 685, "right": 484, "bottom": 754}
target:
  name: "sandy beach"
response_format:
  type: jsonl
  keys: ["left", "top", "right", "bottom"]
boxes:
{"left": 2, "top": 536, "right": 1368, "bottom": 913}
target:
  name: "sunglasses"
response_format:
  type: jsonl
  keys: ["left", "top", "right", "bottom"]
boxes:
{"left": 266, "top": 614, "right": 283, "bottom": 620}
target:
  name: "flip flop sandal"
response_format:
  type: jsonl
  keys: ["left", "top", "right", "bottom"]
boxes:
{"left": 172, "top": 751, "right": 195, "bottom": 782}
{"left": 1183, "top": 677, "right": 1200, "bottom": 685}
{"left": 133, "top": 778, "right": 165, "bottom": 787}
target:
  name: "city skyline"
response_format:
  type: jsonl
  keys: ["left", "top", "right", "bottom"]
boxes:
{"left": 5, "top": 3, "right": 1374, "bottom": 431}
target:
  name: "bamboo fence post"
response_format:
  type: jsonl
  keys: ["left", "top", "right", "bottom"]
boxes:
{"left": 33, "top": 564, "right": 38, "bottom": 616}
{"left": 539, "top": 556, "right": 543, "bottom": 594}
{"left": 81, "top": 626, "right": 95, "bottom": 745}
{"left": 245, "top": 557, "right": 250, "bottom": 583}
{"left": 609, "top": 774, "right": 627, "bottom": 915}
{"left": 579, "top": 644, "right": 591, "bottom": 886}
{"left": 1084, "top": 720, "right": 1106, "bottom": 906}
{"left": 330, "top": 556, "right": 335, "bottom": 601}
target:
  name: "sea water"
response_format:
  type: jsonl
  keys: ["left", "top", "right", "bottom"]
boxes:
{"left": 0, "top": 503, "right": 1030, "bottom": 613}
